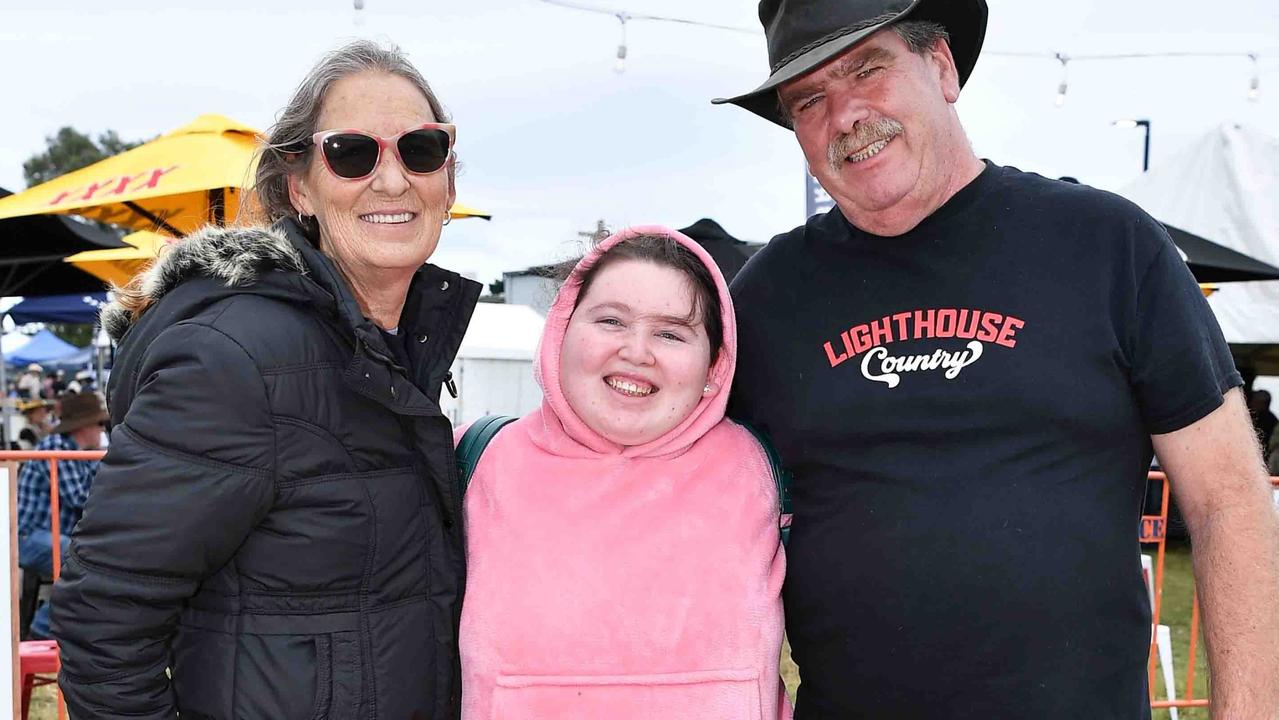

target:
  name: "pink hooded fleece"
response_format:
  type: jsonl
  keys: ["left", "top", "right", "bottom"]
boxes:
{"left": 458, "top": 225, "right": 789, "bottom": 719}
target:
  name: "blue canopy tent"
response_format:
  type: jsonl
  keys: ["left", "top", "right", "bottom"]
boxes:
{"left": 0, "top": 314, "right": 101, "bottom": 445}
{"left": 7, "top": 329, "right": 86, "bottom": 367}
{"left": 7, "top": 293, "right": 108, "bottom": 325}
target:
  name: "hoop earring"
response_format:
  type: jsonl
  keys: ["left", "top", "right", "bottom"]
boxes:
{"left": 297, "top": 212, "right": 307, "bottom": 226}
{"left": 442, "top": 212, "right": 452, "bottom": 227}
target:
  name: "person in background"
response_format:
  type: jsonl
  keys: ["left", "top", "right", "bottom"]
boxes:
{"left": 52, "top": 38, "right": 479, "bottom": 719}
{"left": 16, "top": 392, "right": 106, "bottom": 639}
{"left": 14, "top": 397, "right": 56, "bottom": 451}
{"left": 64, "top": 369, "right": 93, "bottom": 395}
{"left": 717, "top": 0, "right": 1279, "bottom": 716}
{"left": 1248, "top": 389, "right": 1277, "bottom": 457}
{"left": 16, "top": 364, "right": 42, "bottom": 399}
{"left": 459, "top": 226, "right": 788, "bottom": 720}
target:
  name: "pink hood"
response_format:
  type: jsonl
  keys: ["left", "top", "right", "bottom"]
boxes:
{"left": 531, "top": 224, "right": 737, "bottom": 458}
{"left": 459, "top": 226, "right": 790, "bottom": 719}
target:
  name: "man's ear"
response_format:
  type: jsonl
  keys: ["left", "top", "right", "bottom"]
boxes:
{"left": 927, "top": 37, "right": 962, "bottom": 104}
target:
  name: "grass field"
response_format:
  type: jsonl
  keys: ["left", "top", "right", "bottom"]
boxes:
{"left": 28, "top": 542, "right": 1209, "bottom": 719}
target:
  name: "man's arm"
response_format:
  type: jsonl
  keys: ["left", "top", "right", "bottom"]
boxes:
{"left": 15, "top": 458, "right": 49, "bottom": 534}
{"left": 1153, "top": 387, "right": 1279, "bottom": 719}
{"left": 62, "top": 460, "right": 94, "bottom": 511}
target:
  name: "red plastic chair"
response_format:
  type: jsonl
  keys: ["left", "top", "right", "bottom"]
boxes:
{"left": 19, "top": 639, "right": 58, "bottom": 719}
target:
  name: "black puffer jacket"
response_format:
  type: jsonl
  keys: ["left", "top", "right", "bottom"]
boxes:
{"left": 51, "top": 219, "right": 480, "bottom": 719}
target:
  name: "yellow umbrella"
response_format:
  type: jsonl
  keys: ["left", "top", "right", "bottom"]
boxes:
{"left": 449, "top": 202, "right": 491, "bottom": 220}
{"left": 0, "top": 114, "right": 490, "bottom": 236}
{"left": 64, "top": 231, "right": 170, "bottom": 286}
{"left": 0, "top": 115, "right": 260, "bottom": 236}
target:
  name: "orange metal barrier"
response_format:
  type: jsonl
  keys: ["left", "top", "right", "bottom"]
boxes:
{"left": 1142, "top": 471, "right": 1279, "bottom": 713}
{"left": 1, "top": 454, "right": 1275, "bottom": 716}
{"left": 2, "top": 449, "right": 106, "bottom": 720}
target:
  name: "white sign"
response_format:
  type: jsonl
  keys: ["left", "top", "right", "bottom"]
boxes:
{"left": 0, "top": 467, "right": 16, "bottom": 718}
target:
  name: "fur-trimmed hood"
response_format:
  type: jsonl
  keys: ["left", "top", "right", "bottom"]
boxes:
{"left": 102, "top": 224, "right": 309, "bottom": 342}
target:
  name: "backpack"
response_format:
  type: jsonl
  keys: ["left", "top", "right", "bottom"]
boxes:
{"left": 455, "top": 415, "right": 793, "bottom": 545}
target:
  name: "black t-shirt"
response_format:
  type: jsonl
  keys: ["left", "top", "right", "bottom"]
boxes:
{"left": 729, "top": 162, "right": 1240, "bottom": 720}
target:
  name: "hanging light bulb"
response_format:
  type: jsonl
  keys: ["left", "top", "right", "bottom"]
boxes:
{"left": 613, "top": 14, "right": 629, "bottom": 74}
{"left": 1054, "top": 54, "right": 1069, "bottom": 108}
{"left": 1248, "top": 54, "right": 1260, "bottom": 101}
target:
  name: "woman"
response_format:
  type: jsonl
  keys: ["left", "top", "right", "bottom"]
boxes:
{"left": 51, "top": 40, "right": 479, "bottom": 719}
{"left": 459, "top": 226, "right": 790, "bottom": 719}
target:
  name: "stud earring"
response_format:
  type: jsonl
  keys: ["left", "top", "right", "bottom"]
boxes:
{"left": 704, "top": 383, "right": 713, "bottom": 395}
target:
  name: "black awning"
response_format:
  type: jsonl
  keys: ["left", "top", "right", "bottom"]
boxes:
{"left": 1162, "top": 223, "right": 1279, "bottom": 283}
{"left": 677, "top": 218, "right": 763, "bottom": 284}
{"left": 0, "top": 186, "right": 126, "bottom": 296}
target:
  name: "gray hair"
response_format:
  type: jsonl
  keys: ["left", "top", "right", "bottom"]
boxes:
{"left": 776, "top": 18, "right": 951, "bottom": 125}
{"left": 891, "top": 19, "right": 949, "bottom": 55}
{"left": 254, "top": 39, "right": 452, "bottom": 228}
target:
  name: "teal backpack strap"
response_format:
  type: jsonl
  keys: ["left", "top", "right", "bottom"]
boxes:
{"left": 738, "top": 422, "right": 794, "bottom": 546}
{"left": 456, "top": 415, "right": 517, "bottom": 496}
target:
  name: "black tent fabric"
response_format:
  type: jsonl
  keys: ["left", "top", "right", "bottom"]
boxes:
{"left": 677, "top": 218, "right": 763, "bottom": 283}
{"left": 1161, "top": 223, "right": 1279, "bottom": 283}
{"left": 0, "top": 186, "right": 125, "bottom": 296}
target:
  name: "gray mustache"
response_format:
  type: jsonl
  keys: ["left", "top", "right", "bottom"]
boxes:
{"left": 826, "top": 119, "right": 904, "bottom": 172}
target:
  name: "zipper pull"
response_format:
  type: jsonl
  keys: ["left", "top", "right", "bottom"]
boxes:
{"left": 444, "top": 371, "right": 458, "bottom": 399}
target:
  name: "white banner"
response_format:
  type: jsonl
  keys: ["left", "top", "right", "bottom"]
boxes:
{"left": 0, "top": 466, "right": 17, "bottom": 718}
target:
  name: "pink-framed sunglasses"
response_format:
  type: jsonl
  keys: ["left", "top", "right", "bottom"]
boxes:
{"left": 302, "top": 122, "right": 456, "bottom": 180}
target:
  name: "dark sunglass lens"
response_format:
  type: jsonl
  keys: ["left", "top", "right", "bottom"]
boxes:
{"left": 323, "top": 133, "right": 379, "bottom": 178}
{"left": 397, "top": 129, "right": 451, "bottom": 173}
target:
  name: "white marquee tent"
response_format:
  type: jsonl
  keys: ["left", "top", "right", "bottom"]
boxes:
{"left": 1120, "top": 124, "right": 1279, "bottom": 363}
{"left": 440, "top": 303, "right": 546, "bottom": 425}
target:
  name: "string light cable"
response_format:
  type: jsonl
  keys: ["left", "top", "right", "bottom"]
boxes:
{"left": 533, "top": 0, "right": 1269, "bottom": 100}
{"left": 987, "top": 49, "right": 1267, "bottom": 105}
{"left": 535, "top": 0, "right": 755, "bottom": 72}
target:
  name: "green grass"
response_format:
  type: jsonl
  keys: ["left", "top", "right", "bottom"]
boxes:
{"left": 1149, "top": 540, "right": 1211, "bottom": 720}
{"left": 778, "top": 541, "right": 1209, "bottom": 718}
{"left": 27, "top": 543, "right": 1208, "bottom": 719}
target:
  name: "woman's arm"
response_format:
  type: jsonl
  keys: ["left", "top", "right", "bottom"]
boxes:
{"left": 51, "top": 323, "right": 277, "bottom": 719}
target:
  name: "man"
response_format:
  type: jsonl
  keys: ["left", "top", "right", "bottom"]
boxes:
{"left": 716, "top": 1, "right": 1279, "bottom": 717}
{"left": 14, "top": 397, "right": 56, "bottom": 450}
{"left": 16, "top": 392, "right": 106, "bottom": 639}
{"left": 16, "top": 363, "right": 43, "bottom": 399}
{"left": 1248, "top": 389, "right": 1277, "bottom": 456}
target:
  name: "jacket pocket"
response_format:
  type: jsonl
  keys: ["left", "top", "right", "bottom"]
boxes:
{"left": 232, "top": 632, "right": 364, "bottom": 720}
{"left": 490, "top": 669, "right": 762, "bottom": 720}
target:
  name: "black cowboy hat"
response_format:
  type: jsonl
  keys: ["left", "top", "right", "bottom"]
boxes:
{"left": 713, "top": 0, "right": 988, "bottom": 128}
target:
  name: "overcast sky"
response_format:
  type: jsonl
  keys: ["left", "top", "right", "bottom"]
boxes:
{"left": 3, "top": 0, "right": 1278, "bottom": 287}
